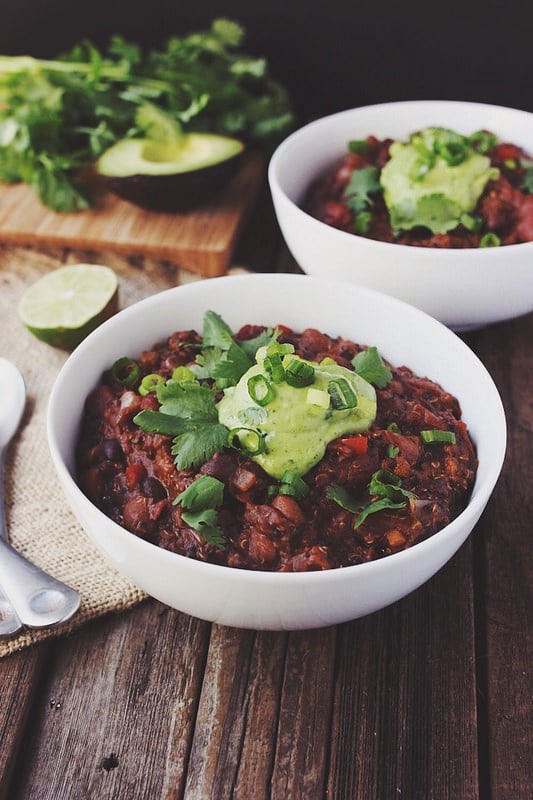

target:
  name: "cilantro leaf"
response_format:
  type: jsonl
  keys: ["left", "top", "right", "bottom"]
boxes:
{"left": 133, "top": 408, "right": 189, "bottom": 437}
{"left": 326, "top": 484, "right": 364, "bottom": 513}
{"left": 157, "top": 380, "right": 217, "bottom": 420}
{"left": 352, "top": 347, "right": 392, "bottom": 388}
{"left": 239, "top": 327, "right": 279, "bottom": 359}
{"left": 344, "top": 166, "right": 382, "bottom": 214}
{"left": 202, "top": 310, "right": 235, "bottom": 349}
{"left": 174, "top": 474, "right": 224, "bottom": 509}
{"left": 195, "top": 310, "right": 254, "bottom": 388}
{"left": 171, "top": 422, "right": 229, "bottom": 470}
{"left": 353, "top": 497, "right": 407, "bottom": 529}
{"left": 181, "top": 508, "right": 226, "bottom": 549}
{"left": 174, "top": 475, "right": 226, "bottom": 549}
{"left": 211, "top": 341, "right": 253, "bottom": 386}
{"left": 368, "top": 469, "right": 417, "bottom": 502}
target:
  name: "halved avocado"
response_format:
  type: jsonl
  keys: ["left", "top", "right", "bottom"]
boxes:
{"left": 96, "top": 133, "right": 245, "bottom": 211}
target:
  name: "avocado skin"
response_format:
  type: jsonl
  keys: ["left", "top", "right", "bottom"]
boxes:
{"left": 101, "top": 149, "right": 245, "bottom": 211}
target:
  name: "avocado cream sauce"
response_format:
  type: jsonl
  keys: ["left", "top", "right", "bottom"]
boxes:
{"left": 217, "top": 356, "right": 377, "bottom": 479}
{"left": 380, "top": 127, "right": 500, "bottom": 233}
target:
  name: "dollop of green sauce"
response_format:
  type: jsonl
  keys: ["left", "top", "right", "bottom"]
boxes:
{"left": 217, "top": 353, "right": 376, "bottom": 479}
{"left": 380, "top": 126, "right": 500, "bottom": 234}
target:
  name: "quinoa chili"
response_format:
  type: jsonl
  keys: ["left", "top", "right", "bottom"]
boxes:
{"left": 76, "top": 322, "right": 478, "bottom": 572}
{"left": 303, "top": 130, "right": 533, "bottom": 247}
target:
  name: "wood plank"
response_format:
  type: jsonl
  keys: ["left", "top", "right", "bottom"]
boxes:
{"left": 184, "top": 625, "right": 287, "bottom": 799}
{"left": 0, "top": 645, "right": 48, "bottom": 800}
{"left": 6, "top": 602, "right": 210, "bottom": 800}
{"left": 467, "top": 314, "right": 533, "bottom": 800}
{"left": 0, "top": 151, "right": 264, "bottom": 278}
{"left": 327, "top": 544, "right": 479, "bottom": 800}
{"left": 270, "top": 628, "right": 337, "bottom": 799}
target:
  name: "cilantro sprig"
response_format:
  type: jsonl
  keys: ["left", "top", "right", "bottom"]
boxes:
{"left": 133, "top": 380, "right": 228, "bottom": 471}
{"left": 193, "top": 310, "right": 278, "bottom": 389}
{"left": 134, "top": 311, "right": 278, "bottom": 469}
{"left": 327, "top": 468, "right": 417, "bottom": 529}
{"left": 343, "top": 166, "right": 382, "bottom": 234}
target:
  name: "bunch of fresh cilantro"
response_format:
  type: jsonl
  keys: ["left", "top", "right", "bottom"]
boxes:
{"left": 0, "top": 18, "right": 294, "bottom": 211}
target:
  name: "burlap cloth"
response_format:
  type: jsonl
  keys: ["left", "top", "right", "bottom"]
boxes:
{"left": 0, "top": 245, "right": 245, "bottom": 657}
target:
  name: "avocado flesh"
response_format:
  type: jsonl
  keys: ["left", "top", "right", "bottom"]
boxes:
{"left": 97, "top": 134, "right": 244, "bottom": 177}
{"left": 96, "top": 133, "right": 245, "bottom": 210}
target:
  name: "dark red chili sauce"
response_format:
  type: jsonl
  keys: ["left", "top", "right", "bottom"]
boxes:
{"left": 76, "top": 324, "right": 477, "bottom": 572}
{"left": 303, "top": 133, "right": 533, "bottom": 247}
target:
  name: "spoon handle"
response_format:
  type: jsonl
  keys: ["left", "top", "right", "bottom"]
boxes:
{"left": 0, "top": 537, "right": 80, "bottom": 629}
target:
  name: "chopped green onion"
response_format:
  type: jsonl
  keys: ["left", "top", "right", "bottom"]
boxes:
{"left": 139, "top": 373, "right": 165, "bottom": 396}
{"left": 278, "top": 470, "right": 309, "bottom": 500}
{"left": 172, "top": 366, "right": 195, "bottom": 382}
{"left": 420, "top": 429, "right": 456, "bottom": 444}
{"left": 284, "top": 358, "right": 315, "bottom": 388}
{"left": 263, "top": 352, "right": 285, "bottom": 383}
{"left": 348, "top": 139, "right": 370, "bottom": 153}
{"left": 387, "top": 444, "right": 400, "bottom": 458}
{"left": 436, "top": 139, "right": 467, "bottom": 166}
{"left": 247, "top": 374, "right": 274, "bottom": 406}
{"left": 228, "top": 427, "right": 265, "bottom": 455}
{"left": 468, "top": 130, "right": 498, "bottom": 153}
{"left": 327, "top": 378, "right": 358, "bottom": 410}
{"left": 111, "top": 357, "right": 140, "bottom": 387}
{"left": 479, "top": 232, "right": 501, "bottom": 248}
{"left": 504, "top": 158, "right": 517, "bottom": 169}
{"left": 258, "top": 342, "right": 294, "bottom": 361}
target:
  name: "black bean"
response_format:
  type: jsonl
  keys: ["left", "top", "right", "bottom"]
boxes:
{"left": 142, "top": 476, "right": 167, "bottom": 501}
{"left": 102, "top": 438, "right": 124, "bottom": 462}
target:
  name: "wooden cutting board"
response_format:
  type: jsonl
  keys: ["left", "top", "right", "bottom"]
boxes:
{"left": 0, "top": 150, "right": 264, "bottom": 278}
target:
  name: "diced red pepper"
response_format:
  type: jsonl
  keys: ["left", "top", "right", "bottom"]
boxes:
{"left": 125, "top": 463, "right": 147, "bottom": 489}
{"left": 341, "top": 436, "right": 368, "bottom": 455}
{"left": 495, "top": 143, "right": 520, "bottom": 161}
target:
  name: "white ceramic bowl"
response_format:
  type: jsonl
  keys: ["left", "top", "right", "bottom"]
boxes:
{"left": 47, "top": 274, "right": 506, "bottom": 630}
{"left": 268, "top": 100, "right": 533, "bottom": 330}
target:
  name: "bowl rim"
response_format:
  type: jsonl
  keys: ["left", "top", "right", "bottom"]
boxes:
{"left": 268, "top": 98, "right": 533, "bottom": 257}
{"left": 47, "top": 273, "right": 507, "bottom": 584}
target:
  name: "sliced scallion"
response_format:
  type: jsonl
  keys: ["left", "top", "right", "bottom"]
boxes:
{"left": 420, "top": 429, "right": 456, "bottom": 444}
{"left": 228, "top": 427, "right": 265, "bottom": 455}
{"left": 171, "top": 366, "right": 195, "bottom": 383}
{"left": 479, "top": 232, "right": 501, "bottom": 248}
{"left": 139, "top": 373, "right": 165, "bottom": 396}
{"left": 327, "top": 378, "right": 358, "bottom": 410}
{"left": 263, "top": 352, "right": 285, "bottom": 383}
{"left": 111, "top": 357, "right": 140, "bottom": 387}
{"left": 284, "top": 359, "right": 315, "bottom": 388}
{"left": 247, "top": 374, "right": 274, "bottom": 406}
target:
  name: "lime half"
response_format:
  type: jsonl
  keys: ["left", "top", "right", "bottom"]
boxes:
{"left": 18, "top": 264, "right": 119, "bottom": 350}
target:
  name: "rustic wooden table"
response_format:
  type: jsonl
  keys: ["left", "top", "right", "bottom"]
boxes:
{"left": 0, "top": 189, "right": 531, "bottom": 800}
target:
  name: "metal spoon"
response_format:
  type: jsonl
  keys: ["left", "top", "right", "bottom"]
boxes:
{"left": 0, "top": 358, "right": 80, "bottom": 633}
